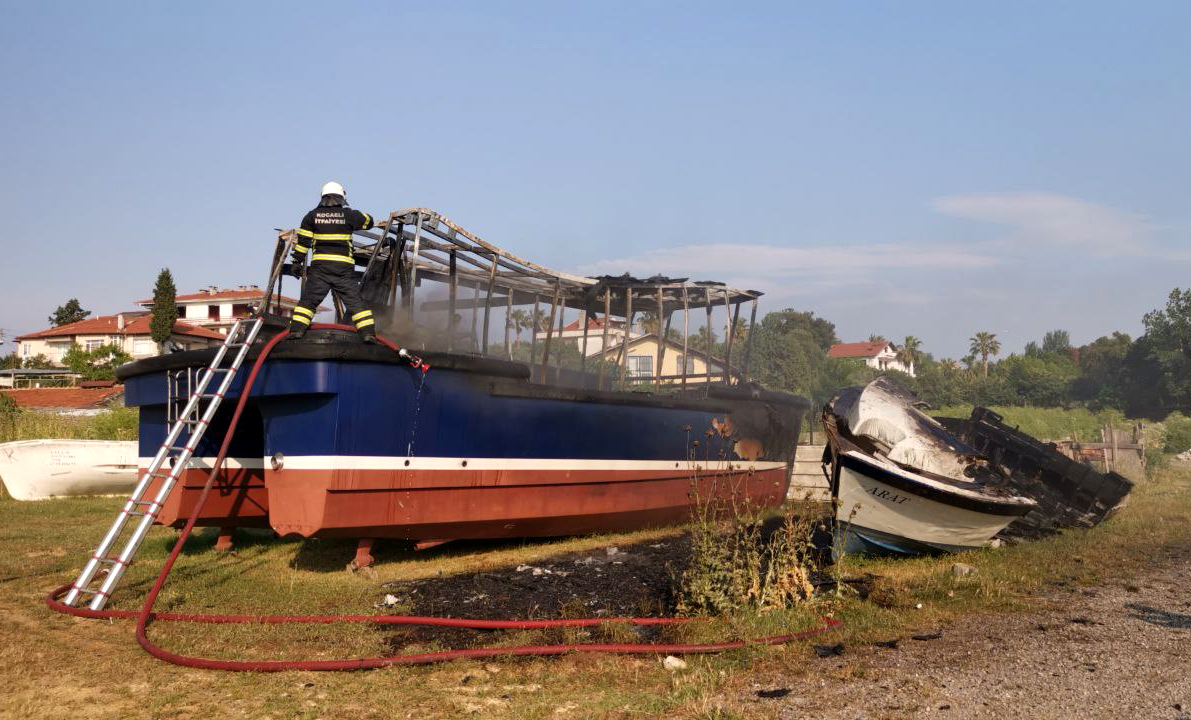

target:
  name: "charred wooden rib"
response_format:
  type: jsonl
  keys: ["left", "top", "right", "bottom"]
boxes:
{"left": 936, "top": 408, "right": 1134, "bottom": 541}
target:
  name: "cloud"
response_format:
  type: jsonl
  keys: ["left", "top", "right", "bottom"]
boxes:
{"left": 576, "top": 242, "right": 997, "bottom": 287}
{"left": 932, "top": 193, "right": 1154, "bottom": 257}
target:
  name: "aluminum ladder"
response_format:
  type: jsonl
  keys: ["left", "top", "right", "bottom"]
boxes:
{"left": 63, "top": 317, "right": 265, "bottom": 610}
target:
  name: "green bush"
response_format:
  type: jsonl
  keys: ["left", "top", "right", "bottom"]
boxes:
{"left": 1162, "top": 412, "right": 1191, "bottom": 454}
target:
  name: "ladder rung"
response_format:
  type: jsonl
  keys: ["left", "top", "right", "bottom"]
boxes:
{"left": 71, "top": 587, "right": 109, "bottom": 597}
{"left": 92, "top": 555, "right": 130, "bottom": 567}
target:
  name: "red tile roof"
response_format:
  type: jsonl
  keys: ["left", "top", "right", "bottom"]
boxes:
{"left": 16, "top": 315, "right": 225, "bottom": 341}
{"left": 135, "top": 289, "right": 297, "bottom": 305}
{"left": 1, "top": 386, "right": 125, "bottom": 409}
{"left": 828, "top": 341, "right": 893, "bottom": 359}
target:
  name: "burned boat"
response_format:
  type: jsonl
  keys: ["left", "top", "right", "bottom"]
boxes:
{"left": 116, "top": 209, "right": 808, "bottom": 566}
{"left": 822, "top": 378, "right": 1036, "bottom": 555}
{"left": 936, "top": 408, "right": 1134, "bottom": 540}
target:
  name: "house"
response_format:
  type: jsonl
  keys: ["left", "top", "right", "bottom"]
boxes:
{"left": 595, "top": 333, "right": 731, "bottom": 384}
{"left": 534, "top": 316, "right": 632, "bottom": 355}
{"left": 828, "top": 340, "right": 915, "bottom": 376}
{"left": 16, "top": 313, "right": 225, "bottom": 366}
{"left": 0, "top": 384, "right": 125, "bottom": 416}
{"left": 136, "top": 285, "right": 300, "bottom": 336}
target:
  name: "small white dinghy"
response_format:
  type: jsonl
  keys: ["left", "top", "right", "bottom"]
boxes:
{"left": 0, "top": 440, "right": 138, "bottom": 501}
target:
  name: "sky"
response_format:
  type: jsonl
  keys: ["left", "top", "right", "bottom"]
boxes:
{"left": 0, "top": 1, "right": 1187, "bottom": 359}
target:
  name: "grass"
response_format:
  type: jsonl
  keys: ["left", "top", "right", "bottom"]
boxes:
{"left": 2, "top": 460, "right": 1191, "bottom": 719}
{"left": 933, "top": 404, "right": 1135, "bottom": 443}
{"left": 0, "top": 407, "right": 139, "bottom": 443}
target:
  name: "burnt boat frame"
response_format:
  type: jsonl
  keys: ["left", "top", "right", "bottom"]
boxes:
{"left": 259, "top": 208, "right": 764, "bottom": 391}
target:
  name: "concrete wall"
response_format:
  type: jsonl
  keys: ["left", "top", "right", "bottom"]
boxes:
{"left": 788, "top": 444, "right": 830, "bottom": 501}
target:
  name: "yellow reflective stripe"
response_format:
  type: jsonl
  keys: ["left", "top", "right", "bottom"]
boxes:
{"left": 291, "top": 314, "right": 312, "bottom": 325}
{"left": 296, "top": 229, "right": 314, "bottom": 237}
{"left": 351, "top": 310, "right": 373, "bottom": 321}
{"left": 310, "top": 254, "right": 355, "bottom": 263}
{"left": 355, "top": 318, "right": 375, "bottom": 329}
{"left": 292, "top": 306, "right": 314, "bottom": 318}
{"left": 311, "top": 233, "right": 354, "bottom": 240}
{"left": 293, "top": 244, "right": 309, "bottom": 254}
{"left": 361, "top": 213, "right": 372, "bottom": 227}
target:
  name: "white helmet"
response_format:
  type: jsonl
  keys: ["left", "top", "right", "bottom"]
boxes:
{"left": 321, "top": 181, "right": 346, "bottom": 199}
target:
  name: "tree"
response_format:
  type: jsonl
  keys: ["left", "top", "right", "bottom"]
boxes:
{"left": 868, "top": 334, "right": 887, "bottom": 344}
{"left": 1130, "top": 288, "right": 1191, "bottom": 415}
{"left": 969, "top": 331, "right": 1001, "bottom": 377}
{"left": 0, "top": 353, "right": 20, "bottom": 370}
{"left": 1041, "top": 329, "right": 1071, "bottom": 355}
{"left": 1070, "top": 332, "right": 1132, "bottom": 410}
{"left": 690, "top": 325, "right": 718, "bottom": 354}
{"left": 48, "top": 299, "right": 90, "bottom": 327}
{"left": 508, "top": 309, "right": 531, "bottom": 348}
{"left": 531, "top": 307, "right": 550, "bottom": 333}
{"left": 62, "top": 343, "right": 133, "bottom": 381}
{"left": 897, "top": 336, "right": 922, "bottom": 372}
{"left": 23, "top": 354, "right": 53, "bottom": 369}
{"left": 150, "top": 268, "right": 178, "bottom": 346}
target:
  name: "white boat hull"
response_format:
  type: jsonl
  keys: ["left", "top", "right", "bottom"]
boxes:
{"left": 835, "top": 451, "right": 1029, "bottom": 554}
{"left": 0, "top": 440, "right": 138, "bottom": 501}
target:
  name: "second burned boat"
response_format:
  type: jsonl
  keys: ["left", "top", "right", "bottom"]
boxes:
{"left": 822, "top": 377, "right": 1036, "bottom": 555}
{"left": 115, "top": 208, "right": 808, "bottom": 568}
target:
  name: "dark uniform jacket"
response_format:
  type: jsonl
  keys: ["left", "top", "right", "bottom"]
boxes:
{"left": 294, "top": 205, "right": 374, "bottom": 265}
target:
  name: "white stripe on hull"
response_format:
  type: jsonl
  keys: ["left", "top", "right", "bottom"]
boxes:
{"left": 138, "top": 457, "right": 265, "bottom": 470}
{"left": 835, "top": 463, "right": 1019, "bottom": 550}
{"left": 138, "top": 456, "right": 788, "bottom": 473}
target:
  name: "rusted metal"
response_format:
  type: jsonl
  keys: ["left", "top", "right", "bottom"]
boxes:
{"left": 214, "top": 527, "right": 236, "bottom": 553}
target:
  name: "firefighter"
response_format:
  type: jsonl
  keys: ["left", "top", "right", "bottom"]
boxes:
{"left": 288, "top": 181, "right": 377, "bottom": 343}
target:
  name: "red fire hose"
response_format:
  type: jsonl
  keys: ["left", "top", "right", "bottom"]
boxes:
{"left": 47, "top": 323, "right": 840, "bottom": 671}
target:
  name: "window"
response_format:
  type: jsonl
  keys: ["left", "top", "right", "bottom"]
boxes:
{"left": 626, "top": 355, "right": 653, "bottom": 378}
{"left": 21, "top": 343, "right": 30, "bottom": 358}
{"left": 677, "top": 354, "right": 697, "bottom": 374}
{"left": 208, "top": 305, "right": 220, "bottom": 320}
{"left": 133, "top": 338, "right": 156, "bottom": 355}
{"left": 85, "top": 339, "right": 105, "bottom": 352}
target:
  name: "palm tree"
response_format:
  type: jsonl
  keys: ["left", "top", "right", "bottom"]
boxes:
{"left": 508, "top": 309, "right": 531, "bottom": 348}
{"left": 531, "top": 307, "right": 550, "bottom": 333}
{"left": 691, "top": 325, "right": 718, "bottom": 353}
{"left": 897, "top": 335, "right": 922, "bottom": 373}
{"left": 868, "top": 334, "right": 887, "bottom": 344}
{"left": 969, "top": 331, "right": 1001, "bottom": 377}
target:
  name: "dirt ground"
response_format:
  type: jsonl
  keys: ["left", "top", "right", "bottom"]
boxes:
{"left": 741, "top": 544, "right": 1191, "bottom": 720}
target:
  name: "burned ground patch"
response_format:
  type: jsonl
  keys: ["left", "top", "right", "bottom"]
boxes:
{"left": 378, "top": 536, "right": 692, "bottom": 651}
